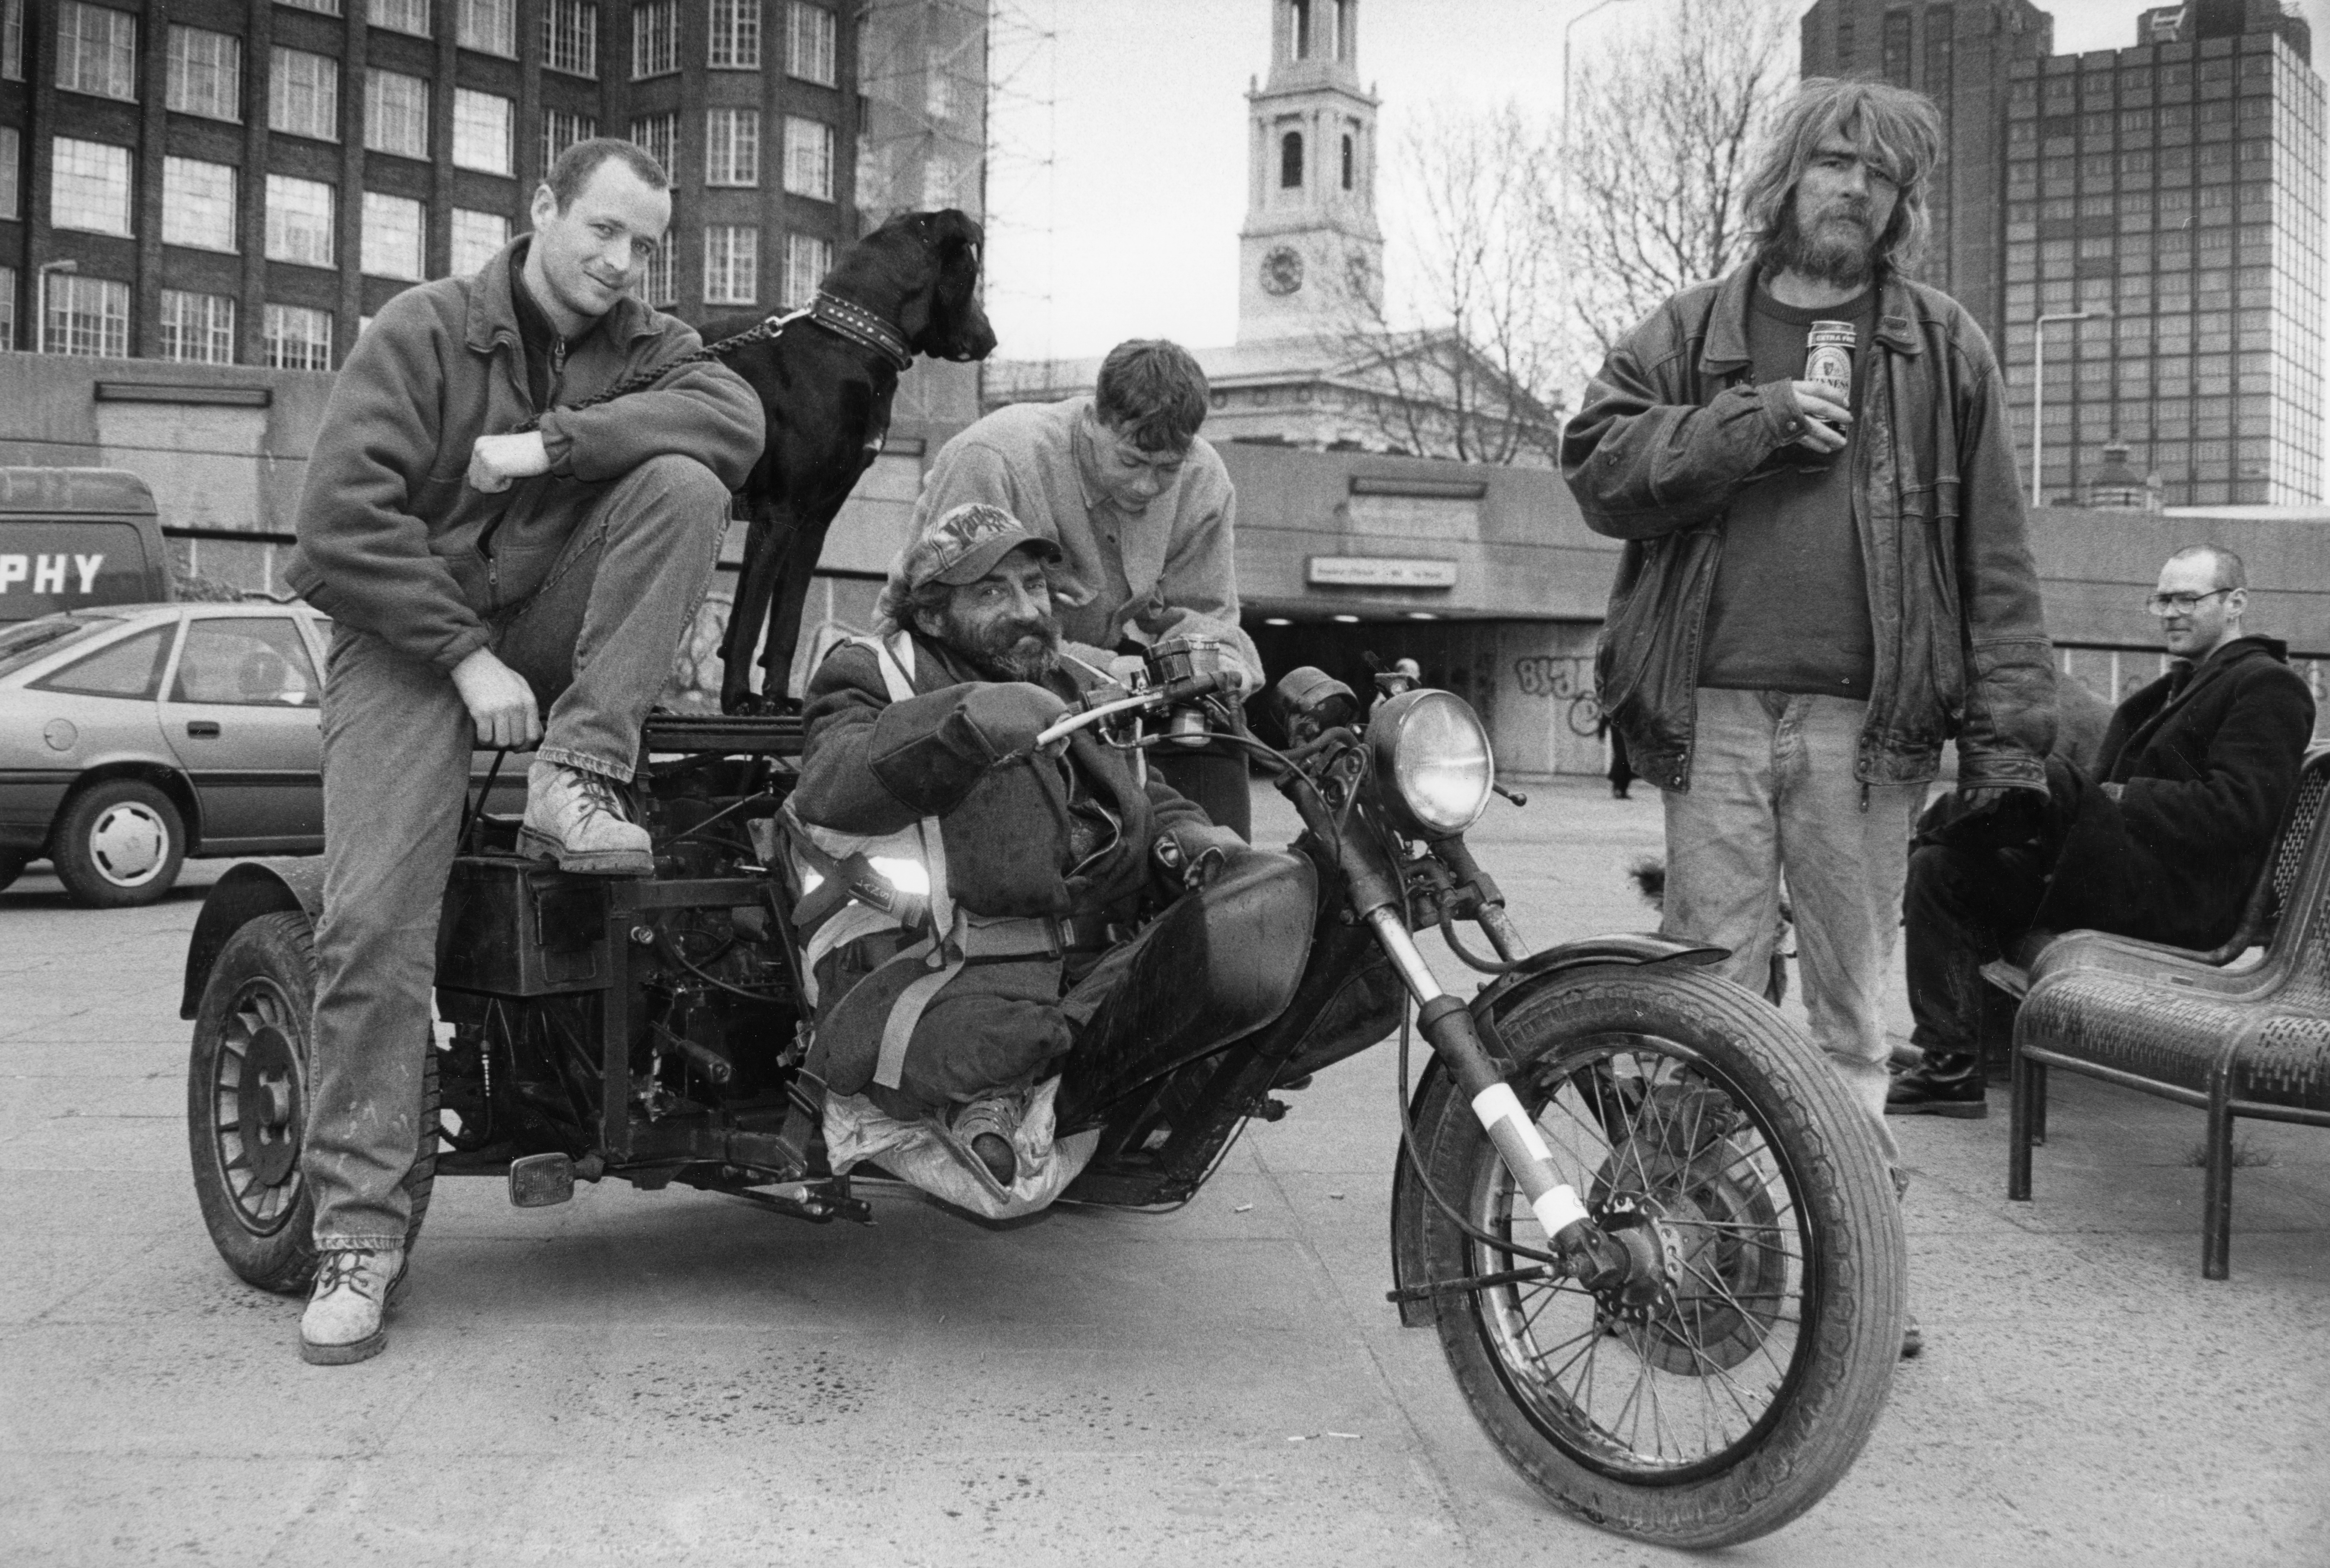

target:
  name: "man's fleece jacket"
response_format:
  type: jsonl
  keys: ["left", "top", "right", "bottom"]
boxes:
{"left": 287, "top": 237, "right": 764, "bottom": 671}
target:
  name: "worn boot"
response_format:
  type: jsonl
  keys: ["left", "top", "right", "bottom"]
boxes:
{"left": 299, "top": 1246, "right": 407, "bottom": 1366}
{"left": 1887, "top": 1051, "right": 1988, "bottom": 1118}
{"left": 950, "top": 1095, "right": 1021, "bottom": 1186}
{"left": 520, "top": 761, "right": 653, "bottom": 876}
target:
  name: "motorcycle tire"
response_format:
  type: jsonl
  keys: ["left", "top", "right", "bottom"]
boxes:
{"left": 186, "top": 911, "right": 440, "bottom": 1294}
{"left": 1404, "top": 966, "right": 1905, "bottom": 1549}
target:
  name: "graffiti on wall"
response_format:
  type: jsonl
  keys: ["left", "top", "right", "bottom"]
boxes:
{"left": 1511, "top": 654, "right": 1604, "bottom": 736}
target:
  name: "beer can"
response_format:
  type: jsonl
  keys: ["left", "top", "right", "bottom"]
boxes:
{"left": 1806, "top": 321, "right": 1855, "bottom": 402}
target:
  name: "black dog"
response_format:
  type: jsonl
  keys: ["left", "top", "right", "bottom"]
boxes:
{"left": 702, "top": 209, "right": 996, "bottom": 712}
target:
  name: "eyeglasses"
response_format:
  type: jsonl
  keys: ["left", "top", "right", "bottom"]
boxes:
{"left": 2144, "top": 588, "right": 2233, "bottom": 617}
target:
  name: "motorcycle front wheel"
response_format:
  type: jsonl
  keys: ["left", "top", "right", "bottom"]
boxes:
{"left": 1404, "top": 966, "right": 1905, "bottom": 1549}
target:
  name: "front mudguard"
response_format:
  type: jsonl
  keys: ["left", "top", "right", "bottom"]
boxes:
{"left": 181, "top": 859, "right": 324, "bottom": 1020}
{"left": 1385, "top": 932, "right": 1726, "bottom": 1327}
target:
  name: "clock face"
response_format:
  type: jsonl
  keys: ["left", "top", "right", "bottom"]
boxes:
{"left": 1260, "top": 245, "right": 1305, "bottom": 296}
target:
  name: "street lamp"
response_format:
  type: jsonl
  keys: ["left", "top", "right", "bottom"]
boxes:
{"left": 2030, "top": 306, "right": 2110, "bottom": 508}
{"left": 1562, "top": 0, "right": 1632, "bottom": 149}
{"left": 35, "top": 260, "right": 79, "bottom": 356}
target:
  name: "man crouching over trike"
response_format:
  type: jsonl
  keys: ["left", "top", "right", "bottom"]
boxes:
{"left": 789, "top": 503, "right": 1307, "bottom": 1200}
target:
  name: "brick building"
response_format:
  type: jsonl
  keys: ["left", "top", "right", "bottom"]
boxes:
{"left": 0, "top": 0, "right": 984, "bottom": 373}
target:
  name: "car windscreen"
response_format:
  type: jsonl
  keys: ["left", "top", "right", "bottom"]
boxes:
{"left": 0, "top": 614, "right": 121, "bottom": 680}
{"left": 0, "top": 522, "right": 159, "bottom": 623}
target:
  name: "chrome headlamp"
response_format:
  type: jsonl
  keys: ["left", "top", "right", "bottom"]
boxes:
{"left": 1368, "top": 688, "right": 1495, "bottom": 839}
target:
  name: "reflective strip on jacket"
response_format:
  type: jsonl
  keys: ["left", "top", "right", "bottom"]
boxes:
{"left": 1561, "top": 265, "right": 2056, "bottom": 793}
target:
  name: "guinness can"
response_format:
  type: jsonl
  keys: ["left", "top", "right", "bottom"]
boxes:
{"left": 1806, "top": 321, "right": 1855, "bottom": 403}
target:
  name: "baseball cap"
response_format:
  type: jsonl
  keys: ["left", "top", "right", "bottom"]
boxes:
{"left": 893, "top": 502, "right": 1063, "bottom": 592}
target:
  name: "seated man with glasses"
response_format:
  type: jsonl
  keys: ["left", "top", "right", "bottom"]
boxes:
{"left": 1893, "top": 544, "right": 2316, "bottom": 1116}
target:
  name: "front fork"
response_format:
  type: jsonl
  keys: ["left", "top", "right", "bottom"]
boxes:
{"left": 1366, "top": 908, "right": 1597, "bottom": 1255}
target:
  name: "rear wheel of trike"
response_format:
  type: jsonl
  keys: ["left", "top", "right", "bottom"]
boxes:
{"left": 186, "top": 911, "right": 439, "bottom": 1293}
{"left": 1406, "top": 967, "right": 1905, "bottom": 1549}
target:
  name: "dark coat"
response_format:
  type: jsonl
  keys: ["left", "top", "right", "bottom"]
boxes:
{"left": 2035, "top": 635, "right": 2316, "bottom": 949}
{"left": 1561, "top": 265, "right": 2056, "bottom": 793}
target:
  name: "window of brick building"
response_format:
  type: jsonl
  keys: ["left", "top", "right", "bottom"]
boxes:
{"left": 459, "top": 0, "right": 516, "bottom": 57}
{"left": 789, "top": 4, "right": 837, "bottom": 86}
{"left": 633, "top": 1, "right": 676, "bottom": 78}
{"left": 372, "top": 0, "right": 431, "bottom": 36}
{"left": 783, "top": 233, "right": 831, "bottom": 307}
{"left": 0, "top": 268, "right": 16, "bottom": 351}
{"left": 453, "top": 88, "right": 514, "bottom": 175}
{"left": 366, "top": 69, "right": 429, "bottom": 160}
{"left": 543, "top": 110, "right": 598, "bottom": 172}
{"left": 167, "top": 26, "right": 241, "bottom": 121}
{"left": 629, "top": 112, "right": 679, "bottom": 181}
{"left": 159, "top": 290, "right": 236, "bottom": 363}
{"left": 57, "top": 2, "right": 136, "bottom": 101}
{"left": 163, "top": 157, "right": 237, "bottom": 251}
{"left": 449, "top": 207, "right": 510, "bottom": 274}
{"left": 271, "top": 48, "right": 340, "bottom": 142}
{"left": 706, "top": 108, "right": 760, "bottom": 186}
{"left": 0, "top": 126, "right": 15, "bottom": 218}
{"left": 51, "top": 138, "right": 133, "bottom": 236}
{"left": 710, "top": 0, "right": 760, "bottom": 69}
{"left": 2, "top": 2, "right": 21, "bottom": 81}
{"left": 704, "top": 225, "right": 758, "bottom": 304}
{"left": 266, "top": 173, "right": 336, "bottom": 267}
{"left": 783, "top": 116, "right": 834, "bottom": 200}
{"left": 544, "top": 0, "right": 598, "bottom": 77}
{"left": 45, "top": 275, "right": 130, "bottom": 357}
{"left": 362, "top": 191, "right": 425, "bottom": 280}
{"left": 265, "top": 304, "right": 334, "bottom": 370}
{"left": 641, "top": 238, "right": 676, "bottom": 305}
{"left": 280, "top": 0, "right": 341, "bottom": 14}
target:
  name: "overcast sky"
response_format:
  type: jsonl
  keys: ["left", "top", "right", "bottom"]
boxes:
{"left": 982, "top": 0, "right": 2330, "bottom": 362}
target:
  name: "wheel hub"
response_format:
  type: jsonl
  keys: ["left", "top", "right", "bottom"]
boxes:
{"left": 237, "top": 1025, "right": 303, "bottom": 1187}
{"left": 89, "top": 803, "right": 166, "bottom": 884}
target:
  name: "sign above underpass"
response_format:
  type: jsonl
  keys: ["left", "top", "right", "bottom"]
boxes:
{"left": 1305, "top": 555, "right": 1458, "bottom": 590}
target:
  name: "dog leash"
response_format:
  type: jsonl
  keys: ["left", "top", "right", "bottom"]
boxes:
{"left": 515, "top": 294, "right": 915, "bottom": 428}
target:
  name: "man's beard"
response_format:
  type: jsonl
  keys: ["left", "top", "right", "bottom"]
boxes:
{"left": 1773, "top": 199, "right": 1880, "bottom": 290}
{"left": 941, "top": 604, "right": 1062, "bottom": 682}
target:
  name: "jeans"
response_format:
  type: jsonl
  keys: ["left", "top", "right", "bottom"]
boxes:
{"left": 1902, "top": 841, "right": 2050, "bottom": 1060}
{"left": 303, "top": 455, "right": 730, "bottom": 1250}
{"left": 1658, "top": 688, "right": 1926, "bottom": 1167}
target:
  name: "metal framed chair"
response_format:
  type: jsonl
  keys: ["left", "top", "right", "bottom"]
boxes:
{"left": 2006, "top": 747, "right": 2330, "bottom": 1278}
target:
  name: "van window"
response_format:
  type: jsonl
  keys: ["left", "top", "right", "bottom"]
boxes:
{"left": 32, "top": 625, "right": 172, "bottom": 699}
{"left": 0, "top": 522, "right": 157, "bottom": 621}
{"left": 172, "top": 617, "right": 321, "bottom": 707}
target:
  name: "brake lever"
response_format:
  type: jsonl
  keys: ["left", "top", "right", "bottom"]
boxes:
{"left": 1032, "top": 671, "right": 1224, "bottom": 749}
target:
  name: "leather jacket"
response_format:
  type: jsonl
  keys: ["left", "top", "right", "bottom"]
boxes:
{"left": 1562, "top": 265, "right": 2056, "bottom": 793}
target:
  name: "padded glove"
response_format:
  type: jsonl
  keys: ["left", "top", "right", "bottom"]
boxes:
{"left": 958, "top": 681, "right": 1071, "bottom": 759}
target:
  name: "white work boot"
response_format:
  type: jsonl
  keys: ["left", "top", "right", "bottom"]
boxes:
{"left": 520, "top": 761, "right": 653, "bottom": 876}
{"left": 299, "top": 1246, "right": 406, "bottom": 1366}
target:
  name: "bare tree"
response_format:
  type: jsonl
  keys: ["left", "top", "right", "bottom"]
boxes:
{"left": 1323, "top": 102, "right": 1570, "bottom": 466}
{"left": 1555, "top": 0, "right": 1797, "bottom": 356}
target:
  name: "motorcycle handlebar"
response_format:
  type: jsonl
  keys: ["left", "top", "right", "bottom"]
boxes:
{"left": 1032, "top": 671, "right": 1226, "bottom": 748}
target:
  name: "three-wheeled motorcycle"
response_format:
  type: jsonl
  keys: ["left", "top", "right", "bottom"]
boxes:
{"left": 182, "top": 643, "right": 1906, "bottom": 1549}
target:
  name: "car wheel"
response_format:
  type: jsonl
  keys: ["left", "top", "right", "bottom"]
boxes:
{"left": 52, "top": 778, "right": 187, "bottom": 908}
{"left": 0, "top": 854, "right": 25, "bottom": 893}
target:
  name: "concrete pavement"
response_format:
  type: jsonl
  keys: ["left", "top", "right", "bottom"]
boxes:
{"left": 2, "top": 780, "right": 2326, "bottom": 1566}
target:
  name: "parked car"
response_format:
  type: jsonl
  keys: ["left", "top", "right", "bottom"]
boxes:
{"left": 0, "top": 468, "right": 174, "bottom": 628}
{"left": 0, "top": 602, "right": 332, "bottom": 905}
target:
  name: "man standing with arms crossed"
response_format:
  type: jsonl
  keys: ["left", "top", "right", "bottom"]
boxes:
{"left": 285, "top": 140, "right": 763, "bottom": 1364}
{"left": 1563, "top": 78, "right": 2057, "bottom": 1182}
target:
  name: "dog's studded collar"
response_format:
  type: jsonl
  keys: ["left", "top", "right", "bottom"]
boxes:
{"left": 808, "top": 292, "right": 915, "bottom": 373}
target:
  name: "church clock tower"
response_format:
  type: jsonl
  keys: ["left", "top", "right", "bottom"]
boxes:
{"left": 1236, "top": 0, "right": 1383, "bottom": 343}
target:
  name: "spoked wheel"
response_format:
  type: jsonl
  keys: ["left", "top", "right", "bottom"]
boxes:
{"left": 186, "top": 911, "right": 438, "bottom": 1293}
{"left": 1405, "top": 967, "right": 1905, "bottom": 1548}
